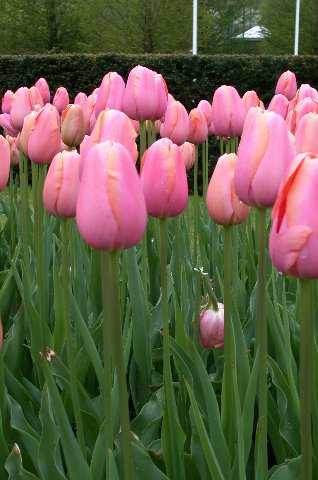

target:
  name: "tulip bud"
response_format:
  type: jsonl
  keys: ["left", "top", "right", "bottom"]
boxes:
{"left": 53, "top": 87, "right": 70, "bottom": 114}
{"left": 199, "top": 304, "right": 224, "bottom": 349}
{"left": 187, "top": 108, "right": 208, "bottom": 144}
{"left": 206, "top": 153, "right": 250, "bottom": 226}
{"left": 95, "top": 72, "right": 125, "bottom": 118}
{"left": 61, "top": 104, "right": 85, "bottom": 147}
{"left": 286, "top": 98, "right": 318, "bottom": 134}
{"left": 267, "top": 94, "right": 289, "bottom": 119}
{"left": 43, "top": 150, "right": 80, "bottom": 218}
{"left": 197, "top": 100, "right": 213, "bottom": 128}
{"left": 211, "top": 85, "right": 246, "bottom": 138}
{"left": 160, "top": 101, "right": 189, "bottom": 146}
{"left": 141, "top": 138, "right": 188, "bottom": 218}
{"left": 0, "top": 136, "right": 11, "bottom": 190}
{"left": 10, "top": 87, "right": 43, "bottom": 131}
{"left": 122, "top": 65, "right": 168, "bottom": 121}
{"left": 179, "top": 142, "right": 195, "bottom": 170}
{"left": 295, "top": 113, "right": 318, "bottom": 155}
{"left": 76, "top": 141, "right": 147, "bottom": 250}
{"left": 234, "top": 108, "right": 295, "bottom": 208}
{"left": 0, "top": 114, "right": 19, "bottom": 137}
{"left": 6, "top": 135, "right": 20, "bottom": 165}
{"left": 275, "top": 71, "right": 297, "bottom": 100}
{"left": 74, "top": 92, "right": 90, "bottom": 134}
{"left": 242, "top": 90, "right": 263, "bottom": 112}
{"left": 270, "top": 153, "right": 318, "bottom": 278}
{"left": 35, "top": 78, "right": 50, "bottom": 104}
{"left": 2, "top": 90, "right": 14, "bottom": 114}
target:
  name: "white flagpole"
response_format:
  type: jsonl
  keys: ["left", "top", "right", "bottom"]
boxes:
{"left": 192, "top": 0, "right": 198, "bottom": 55}
{"left": 294, "top": 0, "right": 301, "bottom": 55}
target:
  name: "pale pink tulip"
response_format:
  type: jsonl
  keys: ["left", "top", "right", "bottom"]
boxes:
{"left": 267, "top": 94, "right": 289, "bottom": 119}
{"left": 160, "top": 101, "right": 189, "bottom": 146}
{"left": 53, "top": 87, "right": 70, "bottom": 114}
{"left": 242, "top": 90, "right": 263, "bottom": 112}
{"left": 198, "top": 100, "right": 213, "bottom": 128}
{"left": 1, "top": 90, "right": 14, "bottom": 114}
{"left": 187, "top": 108, "right": 208, "bottom": 144}
{"left": 199, "top": 304, "right": 224, "bottom": 349}
{"left": 61, "top": 104, "right": 85, "bottom": 147}
{"left": 295, "top": 113, "right": 318, "bottom": 155}
{"left": 211, "top": 85, "right": 246, "bottom": 137}
{"left": 95, "top": 72, "right": 125, "bottom": 117}
{"left": 179, "top": 142, "right": 196, "bottom": 170}
{"left": 0, "top": 136, "right": 11, "bottom": 190}
{"left": 10, "top": 87, "right": 43, "bottom": 130}
{"left": 35, "top": 78, "right": 50, "bottom": 104}
{"left": 6, "top": 135, "right": 20, "bottom": 165}
{"left": 0, "top": 114, "right": 19, "bottom": 137}
{"left": 275, "top": 71, "right": 297, "bottom": 100}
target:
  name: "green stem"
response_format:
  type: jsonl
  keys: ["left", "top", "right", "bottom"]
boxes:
{"left": 193, "top": 145, "right": 199, "bottom": 265}
{"left": 299, "top": 279, "right": 313, "bottom": 480}
{"left": 174, "top": 217, "right": 181, "bottom": 301}
{"left": 202, "top": 142, "right": 206, "bottom": 198}
{"left": 61, "top": 220, "right": 86, "bottom": 457}
{"left": 109, "top": 251, "right": 133, "bottom": 480}
{"left": 255, "top": 208, "right": 268, "bottom": 479}
{"left": 9, "top": 168, "right": 15, "bottom": 252}
{"left": 205, "top": 139, "right": 209, "bottom": 194}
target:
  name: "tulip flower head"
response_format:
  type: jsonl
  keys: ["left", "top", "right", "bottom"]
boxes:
{"left": 95, "top": 71, "right": 125, "bottom": 118}
{"left": 187, "top": 108, "right": 208, "bottom": 144}
{"left": 275, "top": 70, "right": 297, "bottom": 100}
{"left": 10, "top": 86, "right": 43, "bottom": 131}
{"left": 197, "top": 100, "right": 213, "bottom": 128}
{"left": 61, "top": 104, "right": 85, "bottom": 148}
{"left": 211, "top": 85, "right": 246, "bottom": 138}
{"left": 6, "top": 135, "right": 20, "bottom": 166}
{"left": 242, "top": 90, "right": 263, "bottom": 112}
{"left": 0, "top": 114, "right": 19, "bottom": 137}
{"left": 0, "top": 135, "right": 11, "bottom": 191}
{"left": 35, "top": 78, "right": 50, "bottom": 104}
{"left": 1, "top": 90, "right": 14, "bottom": 114}
{"left": 53, "top": 87, "right": 70, "bottom": 114}
{"left": 267, "top": 94, "right": 289, "bottom": 119}
{"left": 179, "top": 142, "right": 196, "bottom": 170}
{"left": 160, "top": 100, "right": 189, "bottom": 146}
{"left": 199, "top": 303, "right": 224, "bottom": 349}
{"left": 295, "top": 113, "right": 318, "bottom": 155}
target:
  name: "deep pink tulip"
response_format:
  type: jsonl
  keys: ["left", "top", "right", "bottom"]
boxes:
{"left": 95, "top": 72, "right": 125, "bottom": 118}
{"left": 6, "top": 135, "right": 20, "bottom": 165}
{"left": 199, "top": 304, "right": 224, "bottom": 349}
{"left": 0, "top": 114, "right": 19, "bottom": 137}
{"left": 206, "top": 153, "right": 250, "bottom": 226}
{"left": 187, "top": 108, "right": 208, "bottom": 144}
{"left": 76, "top": 141, "right": 147, "bottom": 250}
{"left": 198, "top": 100, "right": 213, "bottom": 128}
{"left": 242, "top": 90, "right": 263, "bottom": 112}
{"left": 141, "top": 138, "right": 188, "bottom": 218}
{"left": 0, "top": 136, "right": 11, "bottom": 190}
{"left": 160, "top": 101, "right": 189, "bottom": 146}
{"left": 10, "top": 87, "right": 43, "bottom": 130}
{"left": 234, "top": 107, "right": 295, "bottom": 208}
{"left": 1, "top": 90, "right": 14, "bottom": 114}
{"left": 270, "top": 153, "right": 318, "bottom": 278}
{"left": 267, "top": 94, "right": 289, "bottom": 119}
{"left": 211, "top": 85, "right": 246, "bottom": 138}
{"left": 295, "top": 113, "right": 318, "bottom": 155}
{"left": 43, "top": 150, "right": 80, "bottom": 218}
{"left": 35, "top": 78, "right": 50, "bottom": 104}
{"left": 20, "top": 105, "right": 61, "bottom": 164}
{"left": 61, "top": 104, "right": 85, "bottom": 147}
{"left": 122, "top": 65, "right": 168, "bottom": 121}
{"left": 53, "top": 87, "right": 70, "bottom": 114}
{"left": 275, "top": 71, "right": 297, "bottom": 101}
{"left": 179, "top": 142, "right": 196, "bottom": 170}
{"left": 286, "top": 98, "right": 318, "bottom": 134}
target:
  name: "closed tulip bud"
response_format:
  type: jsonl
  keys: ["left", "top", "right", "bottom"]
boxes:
{"left": 206, "top": 153, "right": 250, "bottom": 226}
{"left": 95, "top": 72, "right": 125, "bottom": 118}
{"left": 234, "top": 108, "right": 295, "bottom": 208}
{"left": 286, "top": 98, "right": 318, "bottom": 134}
{"left": 0, "top": 136, "right": 11, "bottom": 190}
{"left": 141, "top": 138, "right": 188, "bottom": 218}
{"left": 35, "top": 77, "right": 50, "bottom": 104}
{"left": 10, "top": 87, "right": 43, "bottom": 131}
{"left": 74, "top": 92, "right": 90, "bottom": 134}
{"left": 43, "top": 150, "right": 80, "bottom": 218}
{"left": 187, "top": 108, "right": 208, "bottom": 144}
{"left": 197, "top": 100, "right": 213, "bottom": 128}
{"left": 0, "top": 114, "right": 19, "bottom": 137}
{"left": 199, "top": 304, "right": 224, "bottom": 349}
{"left": 180, "top": 142, "right": 196, "bottom": 170}
{"left": 122, "top": 65, "right": 168, "bottom": 121}
{"left": 29, "top": 86, "right": 44, "bottom": 110}
{"left": 61, "top": 104, "right": 85, "bottom": 147}
{"left": 267, "top": 94, "right": 289, "bottom": 119}
{"left": 76, "top": 141, "right": 147, "bottom": 250}
{"left": 20, "top": 105, "right": 61, "bottom": 164}
{"left": 275, "top": 71, "right": 297, "bottom": 100}
{"left": 160, "top": 101, "right": 189, "bottom": 146}
{"left": 6, "top": 135, "right": 20, "bottom": 165}
{"left": 2, "top": 90, "right": 14, "bottom": 114}
{"left": 53, "top": 87, "right": 70, "bottom": 114}
{"left": 295, "top": 113, "right": 318, "bottom": 155}
{"left": 270, "top": 153, "right": 318, "bottom": 278}
{"left": 242, "top": 90, "right": 263, "bottom": 112}
{"left": 211, "top": 85, "right": 246, "bottom": 138}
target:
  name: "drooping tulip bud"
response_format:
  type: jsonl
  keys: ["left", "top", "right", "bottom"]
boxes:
{"left": 43, "top": 150, "right": 80, "bottom": 218}
{"left": 141, "top": 138, "right": 188, "bottom": 218}
{"left": 199, "top": 304, "right": 224, "bottom": 349}
{"left": 179, "top": 142, "right": 196, "bottom": 170}
{"left": 20, "top": 105, "right": 61, "bottom": 164}
{"left": 197, "top": 100, "right": 213, "bottom": 128}
{"left": 76, "top": 141, "right": 147, "bottom": 250}
{"left": 53, "top": 87, "right": 70, "bottom": 114}
{"left": 95, "top": 72, "right": 125, "bottom": 118}
{"left": 2, "top": 90, "right": 14, "bottom": 114}
{"left": 242, "top": 90, "right": 263, "bottom": 112}
{"left": 187, "top": 108, "right": 208, "bottom": 144}
{"left": 6, "top": 135, "right": 20, "bottom": 165}
{"left": 206, "top": 153, "right": 250, "bottom": 226}
{"left": 61, "top": 104, "right": 85, "bottom": 148}
{"left": 234, "top": 107, "right": 295, "bottom": 208}
{"left": 160, "top": 101, "right": 189, "bottom": 146}
{"left": 270, "top": 153, "right": 318, "bottom": 278}
{"left": 35, "top": 78, "right": 50, "bottom": 104}
{"left": 10, "top": 87, "right": 43, "bottom": 130}
{"left": 295, "top": 113, "right": 318, "bottom": 155}
{"left": 0, "top": 114, "right": 19, "bottom": 137}
{"left": 122, "top": 65, "right": 168, "bottom": 121}
{"left": 211, "top": 85, "right": 246, "bottom": 138}
{"left": 0, "top": 136, "right": 11, "bottom": 190}
{"left": 267, "top": 94, "right": 289, "bottom": 119}
{"left": 275, "top": 71, "right": 297, "bottom": 101}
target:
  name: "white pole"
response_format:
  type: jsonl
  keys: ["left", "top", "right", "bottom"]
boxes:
{"left": 294, "top": 0, "right": 301, "bottom": 55}
{"left": 192, "top": 0, "right": 198, "bottom": 55}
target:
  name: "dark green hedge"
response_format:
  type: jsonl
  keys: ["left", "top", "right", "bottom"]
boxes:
{"left": 1, "top": 53, "right": 318, "bottom": 109}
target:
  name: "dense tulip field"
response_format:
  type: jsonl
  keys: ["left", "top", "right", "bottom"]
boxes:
{"left": 0, "top": 66, "right": 317, "bottom": 479}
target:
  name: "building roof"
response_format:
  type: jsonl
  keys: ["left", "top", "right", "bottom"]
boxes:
{"left": 235, "top": 25, "right": 270, "bottom": 40}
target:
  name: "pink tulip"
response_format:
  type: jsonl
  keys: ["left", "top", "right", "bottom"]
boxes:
{"left": 234, "top": 107, "right": 295, "bottom": 208}
{"left": 43, "top": 150, "right": 80, "bottom": 218}
{"left": 10, "top": 87, "right": 43, "bottom": 130}
{"left": 199, "top": 304, "right": 224, "bottom": 349}
{"left": 269, "top": 153, "right": 318, "bottom": 278}
{"left": 267, "top": 94, "right": 289, "bottom": 119}
{"left": 61, "top": 104, "right": 85, "bottom": 147}
{"left": 197, "top": 100, "right": 213, "bottom": 128}
{"left": 160, "top": 101, "right": 189, "bottom": 146}
{"left": 141, "top": 138, "right": 188, "bottom": 218}
{"left": 187, "top": 108, "right": 208, "bottom": 144}
{"left": 122, "top": 65, "right": 168, "bottom": 121}
{"left": 35, "top": 78, "right": 50, "bottom": 104}
{"left": 131, "top": 119, "right": 140, "bottom": 135}
{"left": 211, "top": 85, "right": 246, "bottom": 138}
{"left": 74, "top": 92, "right": 90, "bottom": 134}
{"left": 6, "top": 135, "right": 20, "bottom": 165}
{"left": 206, "top": 153, "right": 250, "bottom": 226}
{"left": 0, "top": 136, "right": 11, "bottom": 190}
{"left": 53, "top": 87, "right": 70, "bottom": 114}
{"left": 20, "top": 105, "right": 61, "bottom": 164}
{"left": 76, "top": 141, "right": 147, "bottom": 250}
{"left": 275, "top": 71, "right": 297, "bottom": 100}
{"left": 295, "top": 113, "right": 318, "bottom": 155}
{"left": 286, "top": 98, "right": 318, "bottom": 134}
{"left": 0, "top": 114, "right": 19, "bottom": 137}
{"left": 179, "top": 142, "right": 196, "bottom": 170}
{"left": 242, "top": 90, "right": 263, "bottom": 112}
{"left": 2, "top": 90, "right": 14, "bottom": 114}
{"left": 95, "top": 72, "right": 125, "bottom": 118}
